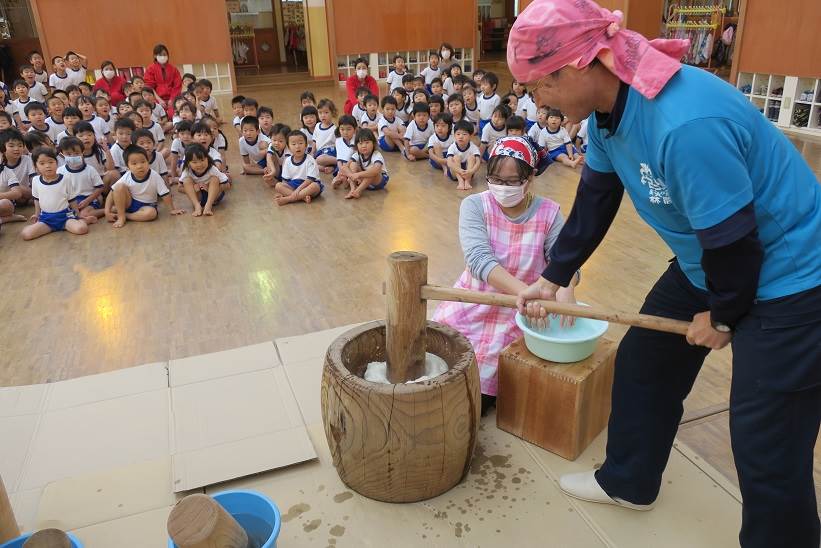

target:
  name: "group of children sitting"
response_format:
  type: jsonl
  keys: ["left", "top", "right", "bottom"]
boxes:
{"left": 0, "top": 48, "right": 588, "bottom": 240}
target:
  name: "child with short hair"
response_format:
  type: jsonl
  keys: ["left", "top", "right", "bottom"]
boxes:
{"left": 76, "top": 96, "right": 110, "bottom": 142}
{"left": 110, "top": 118, "right": 136, "bottom": 178}
{"left": 331, "top": 116, "right": 356, "bottom": 188}
{"left": 401, "top": 74, "right": 415, "bottom": 95}
{"left": 48, "top": 55, "right": 70, "bottom": 91}
{"left": 25, "top": 102, "right": 58, "bottom": 142}
{"left": 359, "top": 94, "right": 379, "bottom": 135}
{"left": 502, "top": 93, "right": 519, "bottom": 119}
{"left": 478, "top": 72, "right": 501, "bottom": 135}
{"left": 126, "top": 111, "right": 144, "bottom": 129}
{"left": 263, "top": 123, "right": 291, "bottom": 186}
{"left": 182, "top": 73, "right": 196, "bottom": 92}
{"left": 386, "top": 56, "right": 408, "bottom": 92}
{"left": 0, "top": 111, "right": 12, "bottom": 131}
{"left": 134, "top": 100, "right": 165, "bottom": 152}
{"left": 421, "top": 53, "right": 442, "bottom": 91}
{"left": 133, "top": 128, "right": 169, "bottom": 185}
{"left": 241, "top": 97, "right": 259, "bottom": 119}
{"left": 78, "top": 81, "right": 93, "bottom": 97}
{"left": 300, "top": 91, "right": 316, "bottom": 108}
{"left": 462, "top": 83, "right": 480, "bottom": 129}
{"left": 257, "top": 106, "right": 275, "bottom": 139}
{"left": 116, "top": 100, "right": 133, "bottom": 119}
{"left": 130, "top": 75, "right": 146, "bottom": 94}
{"left": 57, "top": 135, "right": 104, "bottom": 223}
{"left": 179, "top": 143, "right": 229, "bottom": 216}
{"left": 313, "top": 98, "right": 338, "bottom": 174}
{"left": 403, "top": 103, "right": 433, "bottom": 162}
{"left": 75, "top": 121, "right": 118, "bottom": 183}
{"left": 430, "top": 79, "right": 447, "bottom": 101}
{"left": 392, "top": 88, "right": 411, "bottom": 124}
{"left": 65, "top": 85, "right": 82, "bottom": 107}
{"left": 105, "top": 145, "right": 182, "bottom": 226}
{"left": 23, "top": 130, "right": 53, "bottom": 152}
{"left": 11, "top": 80, "right": 33, "bottom": 129}
{"left": 20, "top": 65, "right": 48, "bottom": 103}
{"left": 539, "top": 109, "right": 582, "bottom": 168}
{"left": 0, "top": 157, "right": 27, "bottom": 224}
{"left": 22, "top": 146, "right": 89, "bottom": 239}
{"left": 29, "top": 51, "right": 48, "bottom": 85}
{"left": 276, "top": 130, "right": 322, "bottom": 205}
{"left": 0, "top": 128, "right": 35, "bottom": 202}
{"left": 377, "top": 96, "right": 405, "bottom": 153}
{"left": 452, "top": 75, "right": 469, "bottom": 95}
{"left": 55, "top": 106, "right": 82, "bottom": 142}
{"left": 443, "top": 65, "right": 462, "bottom": 95}
{"left": 238, "top": 116, "right": 271, "bottom": 175}
{"left": 481, "top": 105, "right": 511, "bottom": 161}
{"left": 169, "top": 120, "right": 193, "bottom": 183}
{"left": 351, "top": 87, "right": 369, "bottom": 122}
{"left": 428, "top": 95, "right": 445, "bottom": 119}
{"left": 428, "top": 113, "right": 454, "bottom": 177}
{"left": 472, "top": 69, "right": 486, "bottom": 86}
{"left": 231, "top": 95, "right": 246, "bottom": 135}
{"left": 412, "top": 75, "right": 426, "bottom": 91}
{"left": 447, "top": 120, "right": 482, "bottom": 190}
{"left": 447, "top": 94, "right": 467, "bottom": 126}
{"left": 412, "top": 89, "right": 429, "bottom": 106}
{"left": 527, "top": 105, "right": 550, "bottom": 142}
{"left": 64, "top": 51, "right": 88, "bottom": 87}
{"left": 176, "top": 101, "right": 197, "bottom": 124}
{"left": 345, "top": 128, "right": 388, "bottom": 199}
{"left": 511, "top": 80, "right": 538, "bottom": 130}
{"left": 505, "top": 115, "right": 527, "bottom": 137}
{"left": 194, "top": 79, "right": 220, "bottom": 122}
{"left": 300, "top": 106, "right": 318, "bottom": 154}
{"left": 142, "top": 87, "right": 172, "bottom": 132}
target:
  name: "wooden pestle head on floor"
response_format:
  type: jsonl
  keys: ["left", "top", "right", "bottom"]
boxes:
{"left": 167, "top": 493, "right": 248, "bottom": 548}
{"left": 22, "top": 529, "right": 71, "bottom": 548}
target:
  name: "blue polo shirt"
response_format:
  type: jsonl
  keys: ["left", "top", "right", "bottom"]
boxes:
{"left": 586, "top": 65, "right": 821, "bottom": 300}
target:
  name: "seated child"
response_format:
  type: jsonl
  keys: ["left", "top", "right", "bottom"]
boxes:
{"left": 263, "top": 123, "right": 291, "bottom": 186}
{"left": 11, "top": 80, "right": 33, "bottom": 130}
{"left": 23, "top": 129, "right": 53, "bottom": 152}
{"left": 0, "top": 128, "right": 35, "bottom": 204}
{"left": 461, "top": 83, "right": 480, "bottom": 130}
{"left": 505, "top": 115, "right": 526, "bottom": 137}
{"left": 179, "top": 143, "right": 230, "bottom": 216}
{"left": 478, "top": 72, "right": 501, "bottom": 136}
{"left": 345, "top": 129, "right": 388, "bottom": 199}
{"left": 20, "top": 65, "right": 48, "bottom": 103}
{"left": 169, "top": 120, "right": 193, "bottom": 184}
{"left": 428, "top": 113, "right": 454, "bottom": 175}
{"left": 443, "top": 64, "right": 462, "bottom": 95}
{"left": 351, "top": 87, "right": 369, "bottom": 122}
{"left": 49, "top": 56, "right": 70, "bottom": 91}
{"left": 313, "top": 99, "right": 338, "bottom": 174}
{"left": 359, "top": 94, "right": 380, "bottom": 138}
{"left": 430, "top": 79, "right": 447, "bottom": 102}
{"left": 528, "top": 105, "right": 550, "bottom": 142}
{"left": 21, "top": 146, "right": 89, "bottom": 240}
{"left": 429, "top": 95, "right": 445, "bottom": 120}
{"left": 386, "top": 55, "right": 408, "bottom": 92}
{"left": 57, "top": 136, "right": 104, "bottom": 223}
{"left": 231, "top": 95, "right": 246, "bottom": 135}
{"left": 142, "top": 87, "right": 172, "bottom": 132}
{"left": 392, "top": 88, "right": 411, "bottom": 124}
{"left": 512, "top": 80, "right": 538, "bottom": 131}
{"left": 412, "top": 89, "right": 429, "bottom": 107}
{"left": 132, "top": 128, "right": 169, "bottom": 185}
{"left": 299, "top": 91, "right": 316, "bottom": 108}
{"left": 45, "top": 98, "right": 66, "bottom": 138}
{"left": 447, "top": 94, "right": 467, "bottom": 126}
{"left": 134, "top": 100, "right": 166, "bottom": 156}
{"left": 238, "top": 116, "right": 271, "bottom": 175}
{"left": 574, "top": 118, "right": 588, "bottom": 153}
{"left": 109, "top": 118, "right": 136, "bottom": 183}
{"left": 194, "top": 79, "right": 220, "bottom": 123}
{"left": 241, "top": 97, "right": 259, "bottom": 121}
{"left": 403, "top": 103, "right": 434, "bottom": 162}
{"left": 78, "top": 81, "right": 93, "bottom": 98}
{"left": 75, "top": 121, "right": 118, "bottom": 183}
{"left": 446, "top": 120, "right": 481, "bottom": 190}
{"left": 105, "top": 145, "right": 183, "bottom": 227}
{"left": 94, "top": 97, "right": 116, "bottom": 138}
{"left": 377, "top": 96, "right": 405, "bottom": 153}
{"left": 539, "top": 109, "right": 583, "bottom": 168}
{"left": 258, "top": 106, "right": 275, "bottom": 139}
{"left": 331, "top": 116, "right": 356, "bottom": 188}
{"left": 66, "top": 85, "right": 82, "bottom": 107}
{"left": 0, "top": 149, "right": 27, "bottom": 224}
{"left": 401, "top": 74, "right": 415, "bottom": 96}
{"left": 421, "top": 53, "right": 442, "bottom": 92}
{"left": 300, "top": 106, "right": 318, "bottom": 155}
{"left": 472, "top": 69, "right": 486, "bottom": 87}
{"left": 275, "top": 130, "right": 322, "bottom": 205}
{"left": 192, "top": 121, "right": 230, "bottom": 183}
{"left": 481, "top": 105, "right": 511, "bottom": 161}
{"left": 25, "top": 102, "right": 58, "bottom": 142}
{"left": 182, "top": 73, "right": 196, "bottom": 92}
{"left": 76, "top": 96, "right": 109, "bottom": 142}
{"left": 0, "top": 111, "right": 12, "bottom": 131}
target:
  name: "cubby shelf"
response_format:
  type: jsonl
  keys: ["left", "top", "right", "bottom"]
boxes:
{"left": 737, "top": 72, "right": 821, "bottom": 133}
{"left": 335, "top": 48, "right": 474, "bottom": 83}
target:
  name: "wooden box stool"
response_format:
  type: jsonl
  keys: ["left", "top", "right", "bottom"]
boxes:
{"left": 496, "top": 337, "right": 617, "bottom": 461}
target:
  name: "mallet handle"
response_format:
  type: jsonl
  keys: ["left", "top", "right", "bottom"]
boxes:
{"left": 421, "top": 285, "right": 691, "bottom": 336}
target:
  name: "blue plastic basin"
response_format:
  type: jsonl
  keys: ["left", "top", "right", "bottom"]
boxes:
{"left": 0, "top": 532, "right": 83, "bottom": 548}
{"left": 167, "top": 490, "right": 281, "bottom": 548}
{"left": 515, "top": 304, "right": 609, "bottom": 363}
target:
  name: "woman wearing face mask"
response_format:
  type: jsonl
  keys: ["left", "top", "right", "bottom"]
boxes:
{"left": 438, "top": 42, "right": 457, "bottom": 72}
{"left": 143, "top": 44, "right": 182, "bottom": 119}
{"left": 432, "top": 136, "right": 578, "bottom": 415}
{"left": 343, "top": 57, "right": 378, "bottom": 115}
{"left": 92, "top": 61, "right": 126, "bottom": 106}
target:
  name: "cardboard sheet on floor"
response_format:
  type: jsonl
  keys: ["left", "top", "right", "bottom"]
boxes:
{"left": 46, "top": 362, "right": 168, "bottom": 411}
{"left": 274, "top": 323, "right": 363, "bottom": 365}
{"left": 170, "top": 367, "right": 315, "bottom": 492}
{"left": 168, "top": 342, "right": 279, "bottom": 387}
{"left": 70, "top": 506, "right": 172, "bottom": 548}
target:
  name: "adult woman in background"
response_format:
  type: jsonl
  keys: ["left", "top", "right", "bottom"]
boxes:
{"left": 144, "top": 44, "right": 182, "bottom": 119}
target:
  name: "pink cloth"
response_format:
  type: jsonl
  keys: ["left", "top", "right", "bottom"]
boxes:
{"left": 432, "top": 192, "right": 559, "bottom": 396}
{"left": 507, "top": 0, "right": 690, "bottom": 99}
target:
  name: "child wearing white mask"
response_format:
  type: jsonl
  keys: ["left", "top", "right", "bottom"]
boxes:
{"left": 432, "top": 136, "right": 579, "bottom": 415}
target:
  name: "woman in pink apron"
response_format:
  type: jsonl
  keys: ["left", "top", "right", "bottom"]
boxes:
{"left": 433, "top": 136, "right": 579, "bottom": 414}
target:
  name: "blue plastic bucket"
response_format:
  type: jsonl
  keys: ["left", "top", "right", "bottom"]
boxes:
{"left": 515, "top": 303, "right": 609, "bottom": 363}
{"left": 0, "top": 532, "right": 83, "bottom": 548}
{"left": 167, "top": 490, "right": 281, "bottom": 548}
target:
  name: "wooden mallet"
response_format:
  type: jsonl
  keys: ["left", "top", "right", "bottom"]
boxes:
{"left": 386, "top": 251, "right": 691, "bottom": 383}
{"left": 167, "top": 494, "right": 248, "bottom": 548}
{"left": 22, "top": 529, "right": 71, "bottom": 548}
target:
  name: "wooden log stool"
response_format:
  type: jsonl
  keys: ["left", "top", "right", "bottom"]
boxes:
{"left": 496, "top": 337, "right": 617, "bottom": 461}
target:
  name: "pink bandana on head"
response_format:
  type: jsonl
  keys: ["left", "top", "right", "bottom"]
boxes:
{"left": 507, "top": 0, "right": 690, "bottom": 99}
{"left": 489, "top": 136, "right": 538, "bottom": 168}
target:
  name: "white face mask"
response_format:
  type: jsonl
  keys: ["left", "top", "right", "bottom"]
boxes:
{"left": 64, "top": 155, "right": 84, "bottom": 169}
{"left": 488, "top": 183, "right": 527, "bottom": 208}
{"left": 156, "top": 55, "right": 168, "bottom": 65}
{"left": 102, "top": 69, "right": 116, "bottom": 79}
{"left": 442, "top": 50, "right": 452, "bottom": 60}
{"left": 356, "top": 68, "right": 368, "bottom": 79}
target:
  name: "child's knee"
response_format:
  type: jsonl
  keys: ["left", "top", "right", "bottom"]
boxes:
{"left": 0, "top": 199, "right": 13, "bottom": 215}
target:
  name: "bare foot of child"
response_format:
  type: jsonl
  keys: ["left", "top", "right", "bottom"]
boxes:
{"left": 202, "top": 206, "right": 214, "bottom": 216}
{"left": 83, "top": 215, "right": 98, "bottom": 224}
{"left": 106, "top": 212, "right": 116, "bottom": 223}
{"left": 113, "top": 217, "right": 125, "bottom": 228}
{"left": 192, "top": 206, "right": 203, "bottom": 217}
{"left": 275, "top": 195, "right": 292, "bottom": 206}
{"left": 8, "top": 214, "right": 27, "bottom": 222}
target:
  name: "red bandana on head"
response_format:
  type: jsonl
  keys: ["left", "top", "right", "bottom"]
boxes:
{"left": 489, "top": 136, "right": 538, "bottom": 168}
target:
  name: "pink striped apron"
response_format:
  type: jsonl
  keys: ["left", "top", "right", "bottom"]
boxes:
{"left": 433, "top": 192, "right": 559, "bottom": 395}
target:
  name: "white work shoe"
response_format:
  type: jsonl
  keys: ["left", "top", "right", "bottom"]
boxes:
{"left": 559, "top": 470, "right": 656, "bottom": 511}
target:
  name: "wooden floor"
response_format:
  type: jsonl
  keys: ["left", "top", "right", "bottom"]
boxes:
{"left": 1, "top": 72, "right": 819, "bottom": 503}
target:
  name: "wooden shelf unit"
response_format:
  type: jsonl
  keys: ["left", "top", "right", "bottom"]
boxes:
{"left": 737, "top": 72, "right": 821, "bottom": 134}
{"left": 336, "top": 48, "right": 475, "bottom": 82}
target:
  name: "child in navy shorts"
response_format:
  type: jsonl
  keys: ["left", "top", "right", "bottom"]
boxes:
{"left": 275, "top": 130, "right": 322, "bottom": 206}
{"left": 57, "top": 136, "right": 105, "bottom": 223}
{"left": 21, "top": 146, "right": 89, "bottom": 240}
{"left": 179, "top": 143, "right": 228, "bottom": 217}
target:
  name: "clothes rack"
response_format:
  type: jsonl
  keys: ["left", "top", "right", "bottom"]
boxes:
{"left": 230, "top": 27, "right": 259, "bottom": 74}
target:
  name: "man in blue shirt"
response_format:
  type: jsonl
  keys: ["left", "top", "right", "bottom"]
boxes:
{"left": 509, "top": 1, "right": 821, "bottom": 546}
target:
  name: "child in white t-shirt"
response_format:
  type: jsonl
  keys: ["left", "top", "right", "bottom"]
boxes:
{"left": 263, "top": 124, "right": 292, "bottom": 186}
{"left": 300, "top": 106, "right": 318, "bottom": 155}
{"left": 20, "top": 66, "right": 48, "bottom": 103}
{"left": 133, "top": 128, "right": 170, "bottom": 187}
{"left": 481, "top": 105, "right": 510, "bottom": 161}
{"left": 77, "top": 97, "right": 110, "bottom": 142}
{"left": 527, "top": 105, "right": 550, "bottom": 142}
{"left": 179, "top": 143, "right": 230, "bottom": 216}
{"left": 427, "top": 113, "right": 454, "bottom": 176}
{"left": 477, "top": 72, "right": 501, "bottom": 136}
{"left": 57, "top": 136, "right": 105, "bottom": 222}
{"left": 420, "top": 53, "right": 442, "bottom": 90}
{"left": 105, "top": 145, "right": 183, "bottom": 227}
{"left": 403, "top": 103, "right": 434, "bottom": 161}
{"left": 462, "top": 84, "right": 480, "bottom": 129}
{"left": 48, "top": 55, "right": 71, "bottom": 91}
{"left": 276, "top": 130, "right": 322, "bottom": 206}
{"left": 0, "top": 128, "right": 34, "bottom": 204}
{"left": 539, "top": 108, "right": 583, "bottom": 168}
{"left": 331, "top": 116, "right": 357, "bottom": 189}
{"left": 29, "top": 52, "right": 49, "bottom": 85}
{"left": 359, "top": 95, "right": 380, "bottom": 137}
{"left": 22, "top": 147, "right": 89, "bottom": 240}
{"left": 377, "top": 96, "right": 405, "bottom": 153}
{"left": 238, "top": 116, "right": 272, "bottom": 175}
{"left": 574, "top": 118, "right": 589, "bottom": 154}
{"left": 64, "top": 51, "right": 88, "bottom": 87}
{"left": 385, "top": 55, "right": 408, "bottom": 92}
{"left": 345, "top": 129, "right": 388, "bottom": 199}
{"left": 0, "top": 161, "right": 26, "bottom": 224}
{"left": 446, "top": 120, "right": 482, "bottom": 190}
{"left": 194, "top": 79, "right": 221, "bottom": 123}
{"left": 314, "top": 98, "right": 338, "bottom": 174}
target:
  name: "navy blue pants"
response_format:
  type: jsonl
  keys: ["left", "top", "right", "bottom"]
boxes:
{"left": 595, "top": 260, "right": 820, "bottom": 548}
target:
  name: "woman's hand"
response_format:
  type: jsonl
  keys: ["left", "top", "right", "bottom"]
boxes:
{"left": 517, "top": 277, "right": 560, "bottom": 328}
{"left": 555, "top": 285, "right": 577, "bottom": 328}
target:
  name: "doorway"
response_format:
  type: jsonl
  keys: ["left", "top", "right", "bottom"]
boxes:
{"left": 0, "top": 0, "right": 43, "bottom": 85}
{"left": 277, "top": 0, "right": 308, "bottom": 73}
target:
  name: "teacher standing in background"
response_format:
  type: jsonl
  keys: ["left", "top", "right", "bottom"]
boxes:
{"left": 510, "top": 1, "right": 821, "bottom": 547}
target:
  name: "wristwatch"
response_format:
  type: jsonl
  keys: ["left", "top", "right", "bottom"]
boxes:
{"left": 711, "top": 320, "right": 732, "bottom": 333}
